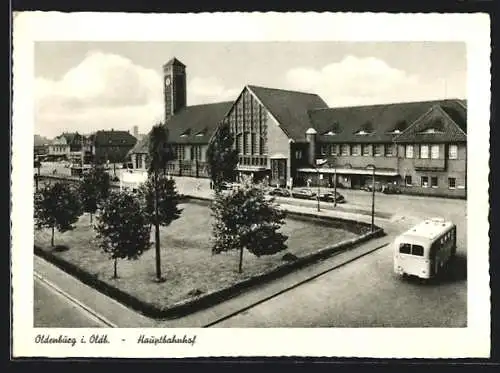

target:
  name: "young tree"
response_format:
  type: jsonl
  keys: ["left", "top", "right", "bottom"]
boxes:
{"left": 211, "top": 177, "right": 288, "bottom": 273}
{"left": 79, "top": 167, "right": 111, "bottom": 224}
{"left": 148, "top": 123, "right": 175, "bottom": 282}
{"left": 138, "top": 173, "right": 182, "bottom": 238}
{"left": 34, "top": 182, "right": 83, "bottom": 247}
{"left": 206, "top": 121, "right": 239, "bottom": 191}
{"left": 95, "top": 191, "right": 151, "bottom": 278}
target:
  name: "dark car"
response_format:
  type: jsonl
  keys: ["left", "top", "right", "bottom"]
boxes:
{"left": 292, "top": 188, "right": 317, "bottom": 200}
{"left": 382, "top": 183, "right": 402, "bottom": 194}
{"left": 319, "top": 191, "right": 346, "bottom": 204}
{"left": 268, "top": 187, "right": 292, "bottom": 197}
{"left": 362, "top": 181, "right": 384, "bottom": 192}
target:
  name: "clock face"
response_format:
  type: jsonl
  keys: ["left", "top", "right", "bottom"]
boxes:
{"left": 165, "top": 77, "right": 171, "bottom": 87}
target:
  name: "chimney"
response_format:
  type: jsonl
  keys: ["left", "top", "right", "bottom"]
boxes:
{"left": 305, "top": 128, "right": 317, "bottom": 165}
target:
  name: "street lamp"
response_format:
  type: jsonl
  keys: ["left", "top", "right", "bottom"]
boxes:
{"left": 314, "top": 159, "right": 328, "bottom": 212}
{"left": 333, "top": 165, "right": 337, "bottom": 207}
{"left": 368, "top": 165, "right": 376, "bottom": 232}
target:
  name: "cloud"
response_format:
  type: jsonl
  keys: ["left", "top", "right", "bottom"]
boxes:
{"left": 188, "top": 76, "right": 240, "bottom": 104}
{"left": 285, "top": 55, "right": 425, "bottom": 107}
{"left": 35, "top": 51, "right": 163, "bottom": 137}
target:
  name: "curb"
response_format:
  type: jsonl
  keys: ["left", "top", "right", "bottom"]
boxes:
{"left": 204, "top": 241, "right": 390, "bottom": 327}
{"left": 34, "top": 227, "right": 384, "bottom": 321}
{"left": 34, "top": 271, "right": 118, "bottom": 328}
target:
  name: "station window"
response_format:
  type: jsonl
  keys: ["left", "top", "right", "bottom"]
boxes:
{"left": 448, "top": 177, "right": 456, "bottom": 189}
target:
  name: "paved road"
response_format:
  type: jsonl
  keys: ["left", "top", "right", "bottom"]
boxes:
{"left": 211, "top": 200, "right": 467, "bottom": 327}
{"left": 34, "top": 276, "right": 109, "bottom": 328}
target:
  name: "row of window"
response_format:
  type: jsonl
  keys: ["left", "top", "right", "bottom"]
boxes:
{"left": 316, "top": 144, "right": 459, "bottom": 159}
{"left": 405, "top": 144, "right": 458, "bottom": 160}
{"left": 239, "top": 156, "right": 267, "bottom": 167}
{"left": 438, "top": 230, "right": 454, "bottom": 246}
{"left": 399, "top": 243, "right": 424, "bottom": 256}
{"left": 174, "top": 145, "right": 205, "bottom": 161}
{"left": 235, "top": 133, "right": 267, "bottom": 156}
{"left": 320, "top": 144, "right": 397, "bottom": 157}
{"left": 404, "top": 175, "right": 458, "bottom": 189}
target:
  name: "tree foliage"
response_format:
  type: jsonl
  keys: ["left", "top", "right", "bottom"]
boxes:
{"left": 138, "top": 174, "right": 182, "bottom": 227}
{"left": 79, "top": 166, "right": 111, "bottom": 223}
{"left": 211, "top": 177, "right": 288, "bottom": 272}
{"left": 206, "top": 121, "right": 239, "bottom": 190}
{"left": 34, "top": 182, "right": 83, "bottom": 246}
{"left": 148, "top": 124, "right": 174, "bottom": 174}
{"left": 94, "top": 191, "right": 151, "bottom": 278}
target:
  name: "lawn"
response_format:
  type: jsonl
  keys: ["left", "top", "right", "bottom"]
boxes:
{"left": 34, "top": 200, "right": 366, "bottom": 311}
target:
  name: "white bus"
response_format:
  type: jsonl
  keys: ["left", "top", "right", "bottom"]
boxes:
{"left": 393, "top": 217, "right": 457, "bottom": 280}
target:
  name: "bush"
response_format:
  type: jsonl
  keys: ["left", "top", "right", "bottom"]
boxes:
{"left": 34, "top": 182, "right": 83, "bottom": 247}
{"left": 211, "top": 177, "right": 288, "bottom": 273}
{"left": 94, "top": 191, "right": 151, "bottom": 278}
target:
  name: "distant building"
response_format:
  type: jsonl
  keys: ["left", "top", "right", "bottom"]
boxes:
{"left": 128, "top": 57, "right": 467, "bottom": 198}
{"left": 47, "top": 135, "right": 70, "bottom": 160}
{"left": 93, "top": 129, "right": 138, "bottom": 165}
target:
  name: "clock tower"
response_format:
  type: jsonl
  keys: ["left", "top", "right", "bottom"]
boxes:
{"left": 163, "top": 57, "right": 187, "bottom": 124}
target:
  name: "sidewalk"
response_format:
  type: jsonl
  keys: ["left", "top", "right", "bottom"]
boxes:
{"left": 169, "top": 176, "right": 393, "bottom": 224}
{"left": 34, "top": 233, "right": 393, "bottom": 328}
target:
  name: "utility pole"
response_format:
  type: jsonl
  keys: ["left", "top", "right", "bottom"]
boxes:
{"left": 371, "top": 165, "right": 376, "bottom": 232}
{"left": 333, "top": 166, "right": 337, "bottom": 207}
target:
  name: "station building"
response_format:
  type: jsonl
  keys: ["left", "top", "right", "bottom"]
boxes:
{"left": 129, "top": 57, "right": 467, "bottom": 198}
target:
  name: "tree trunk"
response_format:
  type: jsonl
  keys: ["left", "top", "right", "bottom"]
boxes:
{"left": 154, "top": 173, "right": 162, "bottom": 281}
{"left": 238, "top": 245, "right": 244, "bottom": 273}
{"left": 90, "top": 212, "right": 93, "bottom": 225}
{"left": 113, "top": 162, "right": 116, "bottom": 177}
{"left": 113, "top": 257, "right": 118, "bottom": 278}
{"left": 51, "top": 226, "right": 55, "bottom": 247}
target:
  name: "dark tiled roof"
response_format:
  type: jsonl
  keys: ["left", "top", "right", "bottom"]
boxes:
{"left": 309, "top": 99, "right": 466, "bottom": 144}
{"left": 94, "top": 130, "right": 138, "bottom": 147}
{"left": 129, "top": 101, "right": 233, "bottom": 154}
{"left": 248, "top": 85, "right": 329, "bottom": 141}
{"left": 393, "top": 105, "right": 467, "bottom": 143}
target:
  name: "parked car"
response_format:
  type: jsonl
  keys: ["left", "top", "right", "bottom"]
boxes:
{"left": 382, "top": 183, "right": 402, "bottom": 194}
{"left": 319, "top": 191, "right": 346, "bottom": 204}
{"left": 268, "top": 187, "right": 292, "bottom": 197}
{"left": 292, "top": 188, "right": 317, "bottom": 200}
{"left": 362, "top": 181, "right": 384, "bottom": 192}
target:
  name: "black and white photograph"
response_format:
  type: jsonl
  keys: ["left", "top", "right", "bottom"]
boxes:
{"left": 12, "top": 12, "right": 490, "bottom": 358}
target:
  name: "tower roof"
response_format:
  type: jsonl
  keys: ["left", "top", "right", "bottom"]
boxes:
{"left": 163, "top": 57, "right": 186, "bottom": 68}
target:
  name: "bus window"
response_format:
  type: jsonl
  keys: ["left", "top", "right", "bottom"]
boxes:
{"left": 399, "top": 243, "right": 411, "bottom": 254}
{"left": 412, "top": 245, "right": 424, "bottom": 256}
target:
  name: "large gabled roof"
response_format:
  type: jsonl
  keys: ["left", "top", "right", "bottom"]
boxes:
{"left": 247, "top": 85, "right": 329, "bottom": 141}
{"left": 309, "top": 99, "right": 466, "bottom": 143}
{"left": 129, "top": 101, "right": 233, "bottom": 155}
{"left": 393, "top": 104, "right": 467, "bottom": 143}
{"left": 94, "top": 130, "right": 137, "bottom": 147}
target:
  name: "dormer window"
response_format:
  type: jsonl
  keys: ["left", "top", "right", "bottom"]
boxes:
{"left": 420, "top": 128, "right": 443, "bottom": 134}
{"left": 195, "top": 132, "right": 205, "bottom": 137}
{"left": 180, "top": 129, "right": 191, "bottom": 137}
{"left": 355, "top": 130, "right": 372, "bottom": 136}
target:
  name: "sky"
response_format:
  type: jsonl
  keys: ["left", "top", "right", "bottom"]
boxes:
{"left": 34, "top": 42, "right": 466, "bottom": 139}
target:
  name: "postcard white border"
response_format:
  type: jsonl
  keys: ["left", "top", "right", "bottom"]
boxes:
{"left": 12, "top": 12, "right": 491, "bottom": 358}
